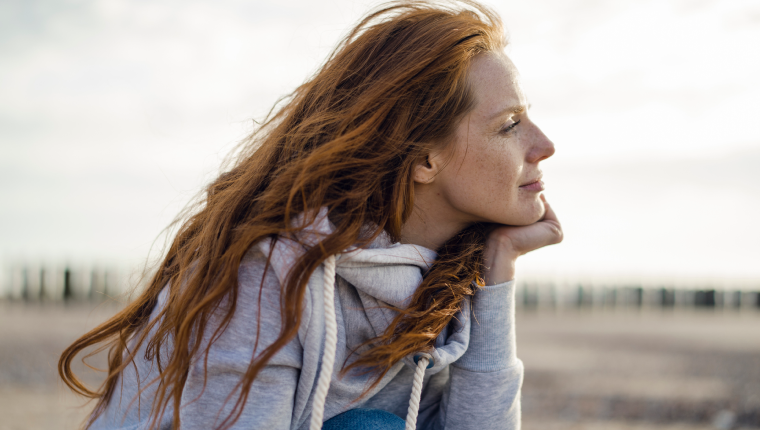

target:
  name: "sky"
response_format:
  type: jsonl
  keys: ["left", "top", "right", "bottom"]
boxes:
{"left": 1, "top": 0, "right": 759, "bottom": 290}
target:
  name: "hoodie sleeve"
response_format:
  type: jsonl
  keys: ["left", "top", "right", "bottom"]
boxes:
{"left": 178, "top": 251, "right": 308, "bottom": 430}
{"left": 436, "top": 280, "right": 523, "bottom": 430}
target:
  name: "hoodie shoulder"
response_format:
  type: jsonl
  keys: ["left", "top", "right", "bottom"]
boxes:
{"left": 238, "top": 246, "right": 314, "bottom": 344}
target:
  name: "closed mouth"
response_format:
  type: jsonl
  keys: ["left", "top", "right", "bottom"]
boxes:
{"left": 519, "top": 176, "right": 542, "bottom": 187}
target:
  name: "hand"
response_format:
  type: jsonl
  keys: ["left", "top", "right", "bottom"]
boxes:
{"left": 481, "top": 195, "right": 563, "bottom": 285}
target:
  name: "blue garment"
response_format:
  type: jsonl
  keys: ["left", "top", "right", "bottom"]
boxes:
{"left": 323, "top": 409, "right": 405, "bottom": 430}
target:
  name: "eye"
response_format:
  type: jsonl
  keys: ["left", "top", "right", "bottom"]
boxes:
{"left": 501, "top": 119, "right": 521, "bottom": 134}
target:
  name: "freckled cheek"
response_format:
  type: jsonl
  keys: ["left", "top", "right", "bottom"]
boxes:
{"left": 476, "top": 148, "right": 519, "bottom": 192}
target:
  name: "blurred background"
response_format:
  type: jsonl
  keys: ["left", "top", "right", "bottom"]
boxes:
{"left": 1, "top": 0, "right": 759, "bottom": 429}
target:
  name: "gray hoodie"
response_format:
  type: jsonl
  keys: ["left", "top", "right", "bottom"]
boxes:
{"left": 91, "top": 210, "right": 523, "bottom": 430}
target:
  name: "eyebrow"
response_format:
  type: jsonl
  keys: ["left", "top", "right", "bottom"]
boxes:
{"left": 488, "top": 103, "right": 531, "bottom": 121}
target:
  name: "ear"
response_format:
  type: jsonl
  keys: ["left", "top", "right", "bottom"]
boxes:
{"left": 412, "top": 150, "right": 445, "bottom": 184}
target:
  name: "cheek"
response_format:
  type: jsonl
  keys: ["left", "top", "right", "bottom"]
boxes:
{"left": 449, "top": 143, "right": 521, "bottom": 213}
{"left": 477, "top": 144, "right": 544, "bottom": 224}
{"left": 477, "top": 145, "right": 520, "bottom": 193}
{"left": 438, "top": 135, "right": 527, "bottom": 221}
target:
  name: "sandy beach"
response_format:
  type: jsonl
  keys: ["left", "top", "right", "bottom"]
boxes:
{"left": 1, "top": 301, "right": 758, "bottom": 429}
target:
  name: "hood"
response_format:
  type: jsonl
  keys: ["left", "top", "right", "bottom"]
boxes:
{"left": 255, "top": 207, "right": 471, "bottom": 374}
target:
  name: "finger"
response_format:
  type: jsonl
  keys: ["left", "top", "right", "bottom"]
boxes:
{"left": 539, "top": 218, "right": 564, "bottom": 246}
{"left": 538, "top": 195, "right": 563, "bottom": 246}
{"left": 540, "top": 194, "right": 560, "bottom": 224}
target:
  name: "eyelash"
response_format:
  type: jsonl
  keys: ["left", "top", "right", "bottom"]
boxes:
{"left": 501, "top": 119, "right": 521, "bottom": 134}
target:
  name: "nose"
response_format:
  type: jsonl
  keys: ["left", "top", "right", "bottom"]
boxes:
{"left": 526, "top": 121, "right": 555, "bottom": 163}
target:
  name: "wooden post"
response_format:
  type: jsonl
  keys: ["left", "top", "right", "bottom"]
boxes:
{"left": 63, "top": 267, "right": 72, "bottom": 300}
{"left": 730, "top": 291, "right": 742, "bottom": 309}
{"left": 39, "top": 267, "right": 46, "bottom": 300}
{"left": 660, "top": 288, "right": 675, "bottom": 308}
{"left": 576, "top": 285, "right": 585, "bottom": 308}
{"left": 633, "top": 287, "right": 643, "bottom": 307}
{"left": 695, "top": 289, "right": 716, "bottom": 308}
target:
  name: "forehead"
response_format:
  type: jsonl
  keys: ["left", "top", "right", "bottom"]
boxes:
{"left": 468, "top": 52, "right": 527, "bottom": 120}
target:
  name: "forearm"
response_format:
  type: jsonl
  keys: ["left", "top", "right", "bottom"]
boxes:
{"left": 442, "top": 363, "right": 523, "bottom": 430}
{"left": 441, "top": 280, "right": 523, "bottom": 429}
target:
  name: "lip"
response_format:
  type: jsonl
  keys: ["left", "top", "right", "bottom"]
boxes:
{"left": 519, "top": 179, "right": 544, "bottom": 192}
{"left": 519, "top": 174, "right": 543, "bottom": 187}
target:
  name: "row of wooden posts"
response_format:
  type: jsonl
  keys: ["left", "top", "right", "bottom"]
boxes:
{"left": 516, "top": 282, "right": 760, "bottom": 310}
{"left": 2, "top": 264, "right": 759, "bottom": 310}
{"left": 1, "top": 264, "right": 130, "bottom": 302}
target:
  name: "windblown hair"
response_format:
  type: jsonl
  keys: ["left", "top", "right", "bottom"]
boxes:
{"left": 59, "top": 1, "right": 506, "bottom": 429}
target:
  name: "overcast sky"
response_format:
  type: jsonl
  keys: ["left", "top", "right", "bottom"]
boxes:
{"left": 1, "top": 0, "right": 759, "bottom": 286}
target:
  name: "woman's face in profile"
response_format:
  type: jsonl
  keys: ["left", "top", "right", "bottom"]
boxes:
{"left": 430, "top": 51, "right": 555, "bottom": 227}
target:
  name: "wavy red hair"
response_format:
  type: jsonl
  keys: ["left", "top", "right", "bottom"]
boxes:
{"left": 59, "top": 1, "right": 506, "bottom": 428}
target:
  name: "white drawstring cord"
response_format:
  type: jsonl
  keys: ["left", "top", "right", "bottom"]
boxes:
{"left": 308, "top": 253, "right": 430, "bottom": 430}
{"left": 405, "top": 356, "right": 429, "bottom": 430}
{"left": 309, "top": 254, "right": 338, "bottom": 430}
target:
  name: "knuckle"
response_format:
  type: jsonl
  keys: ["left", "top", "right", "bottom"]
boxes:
{"left": 496, "top": 235, "right": 516, "bottom": 250}
{"left": 552, "top": 226, "right": 564, "bottom": 243}
{"left": 546, "top": 222, "right": 563, "bottom": 244}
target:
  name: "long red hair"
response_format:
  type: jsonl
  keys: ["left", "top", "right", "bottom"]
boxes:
{"left": 59, "top": 1, "right": 506, "bottom": 429}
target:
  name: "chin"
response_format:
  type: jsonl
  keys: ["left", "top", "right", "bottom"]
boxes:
{"left": 502, "top": 198, "right": 545, "bottom": 226}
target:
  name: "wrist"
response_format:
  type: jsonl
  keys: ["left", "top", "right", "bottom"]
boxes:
{"left": 482, "top": 244, "right": 518, "bottom": 286}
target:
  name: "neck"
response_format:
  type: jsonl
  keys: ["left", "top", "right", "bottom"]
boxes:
{"left": 399, "top": 183, "right": 470, "bottom": 251}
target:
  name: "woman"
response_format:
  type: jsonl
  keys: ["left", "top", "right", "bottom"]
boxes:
{"left": 59, "top": 1, "right": 562, "bottom": 429}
